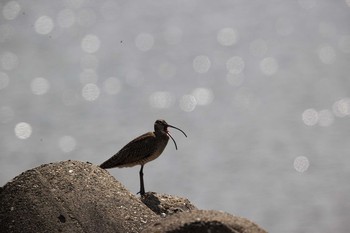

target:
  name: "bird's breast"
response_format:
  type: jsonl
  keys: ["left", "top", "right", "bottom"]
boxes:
{"left": 140, "top": 135, "right": 169, "bottom": 165}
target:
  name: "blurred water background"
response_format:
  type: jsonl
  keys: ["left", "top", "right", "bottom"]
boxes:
{"left": 1, "top": 0, "right": 350, "bottom": 232}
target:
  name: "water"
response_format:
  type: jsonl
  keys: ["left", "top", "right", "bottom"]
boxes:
{"left": 1, "top": 0, "right": 350, "bottom": 232}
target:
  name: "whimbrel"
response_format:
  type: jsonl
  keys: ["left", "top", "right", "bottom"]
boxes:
{"left": 100, "top": 119, "right": 187, "bottom": 196}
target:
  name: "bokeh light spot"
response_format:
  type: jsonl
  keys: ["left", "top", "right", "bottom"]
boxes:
{"left": 1, "top": 51, "right": 19, "bottom": 70}
{"left": 332, "top": 98, "right": 350, "bottom": 117}
{"left": 179, "top": 95, "right": 197, "bottom": 112}
{"left": 193, "top": 55, "right": 211, "bottom": 73}
{"left": 59, "top": 135, "right": 77, "bottom": 153}
{"left": 57, "top": 8, "right": 76, "bottom": 28}
{"left": 318, "top": 109, "right": 334, "bottom": 127}
{"left": 31, "top": 77, "right": 50, "bottom": 95}
{"left": 318, "top": 45, "right": 336, "bottom": 64}
{"left": 0, "top": 72, "right": 10, "bottom": 90}
{"left": 35, "top": 15, "right": 54, "bottom": 35}
{"left": 149, "top": 91, "right": 175, "bottom": 109}
{"left": 103, "top": 77, "right": 122, "bottom": 95}
{"left": 15, "top": 122, "right": 32, "bottom": 139}
{"left": 294, "top": 156, "right": 310, "bottom": 173}
{"left": 192, "top": 87, "right": 214, "bottom": 106}
{"left": 217, "top": 27, "right": 238, "bottom": 46}
{"left": 302, "top": 108, "right": 318, "bottom": 126}
{"left": 226, "top": 56, "right": 245, "bottom": 74}
{"left": 260, "top": 57, "right": 278, "bottom": 76}
{"left": 81, "top": 34, "right": 101, "bottom": 53}
{"left": 135, "top": 33, "right": 154, "bottom": 51}
{"left": 82, "top": 83, "right": 100, "bottom": 101}
{"left": 3, "top": 1, "right": 21, "bottom": 20}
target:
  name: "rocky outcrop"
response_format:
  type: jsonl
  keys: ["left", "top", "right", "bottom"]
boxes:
{"left": 0, "top": 160, "right": 267, "bottom": 233}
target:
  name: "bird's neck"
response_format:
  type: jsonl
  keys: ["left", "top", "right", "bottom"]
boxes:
{"left": 154, "top": 130, "right": 168, "bottom": 138}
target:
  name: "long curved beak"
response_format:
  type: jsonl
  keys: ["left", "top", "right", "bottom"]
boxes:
{"left": 166, "top": 124, "right": 187, "bottom": 150}
{"left": 167, "top": 124, "right": 187, "bottom": 137}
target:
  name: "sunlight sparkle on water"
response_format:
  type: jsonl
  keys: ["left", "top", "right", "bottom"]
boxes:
{"left": 192, "top": 87, "right": 214, "bottom": 106}
{"left": 217, "top": 27, "right": 238, "bottom": 46}
{"left": 226, "top": 56, "right": 245, "bottom": 74}
{"left": 2, "top": 1, "right": 21, "bottom": 20}
{"left": 35, "top": 16, "right": 54, "bottom": 35}
{"left": 332, "top": 98, "right": 350, "bottom": 117}
{"left": 179, "top": 95, "right": 197, "bottom": 112}
{"left": 193, "top": 55, "right": 211, "bottom": 74}
{"left": 260, "top": 57, "right": 278, "bottom": 76}
{"left": 82, "top": 83, "right": 100, "bottom": 101}
{"left": 302, "top": 108, "right": 318, "bottom": 126}
{"left": 294, "top": 156, "right": 310, "bottom": 173}
{"left": 15, "top": 122, "right": 32, "bottom": 139}
{"left": 81, "top": 34, "right": 101, "bottom": 53}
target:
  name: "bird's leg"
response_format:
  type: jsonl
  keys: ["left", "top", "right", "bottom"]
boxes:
{"left": 138, "top": 165, "right": 145, "bottom": 196}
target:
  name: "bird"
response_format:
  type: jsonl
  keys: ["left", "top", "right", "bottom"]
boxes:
{"left": 100, "top": 119, "right": 187, "bottom": 196}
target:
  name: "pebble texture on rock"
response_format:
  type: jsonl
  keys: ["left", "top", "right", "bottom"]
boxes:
{"left": 0, "top": 160, "right": 159, "bottom": 233}
{"left": 0, "top": 160, "right": 267, "bottom": 233}
{"left": 143, "top": 210, "right": 268, "bottom": 233}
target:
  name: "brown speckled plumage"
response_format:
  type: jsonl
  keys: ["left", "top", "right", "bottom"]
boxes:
{"left": 100, "top": 119, "right": 187, "bottom": 196}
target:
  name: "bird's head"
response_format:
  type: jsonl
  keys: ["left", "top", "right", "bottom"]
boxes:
{"left": 154, "top": 119, "right": 187, "bottom": 150}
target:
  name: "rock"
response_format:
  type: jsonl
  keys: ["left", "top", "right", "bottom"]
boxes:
{"left": 142, "top": 209, "right": 268, "bottom": 233}
{"left": 0, "top": 160, "right": 159, "bottom": 233}
{"left": 140, "top": 192, "right": 197, "bottom": 216}
{"left": 0, "top": 160, "right": 267, "bottom": 233}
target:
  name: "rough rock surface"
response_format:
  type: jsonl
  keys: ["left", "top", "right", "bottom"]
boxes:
{"left": 141, "top": 192, "right": 197, "bottom": 216}
{"left": 0, "top": 160, "right": 159, "bottom": 233}
{"left": 143, "top": 209, "right": 267, "bottom": 233}
{"left": 0, "top": 160, "right": 268, "bottom": 233}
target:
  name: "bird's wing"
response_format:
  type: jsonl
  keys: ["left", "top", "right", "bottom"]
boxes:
{"left": 100, "top": 132, "right": 158, "bottom": 169}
